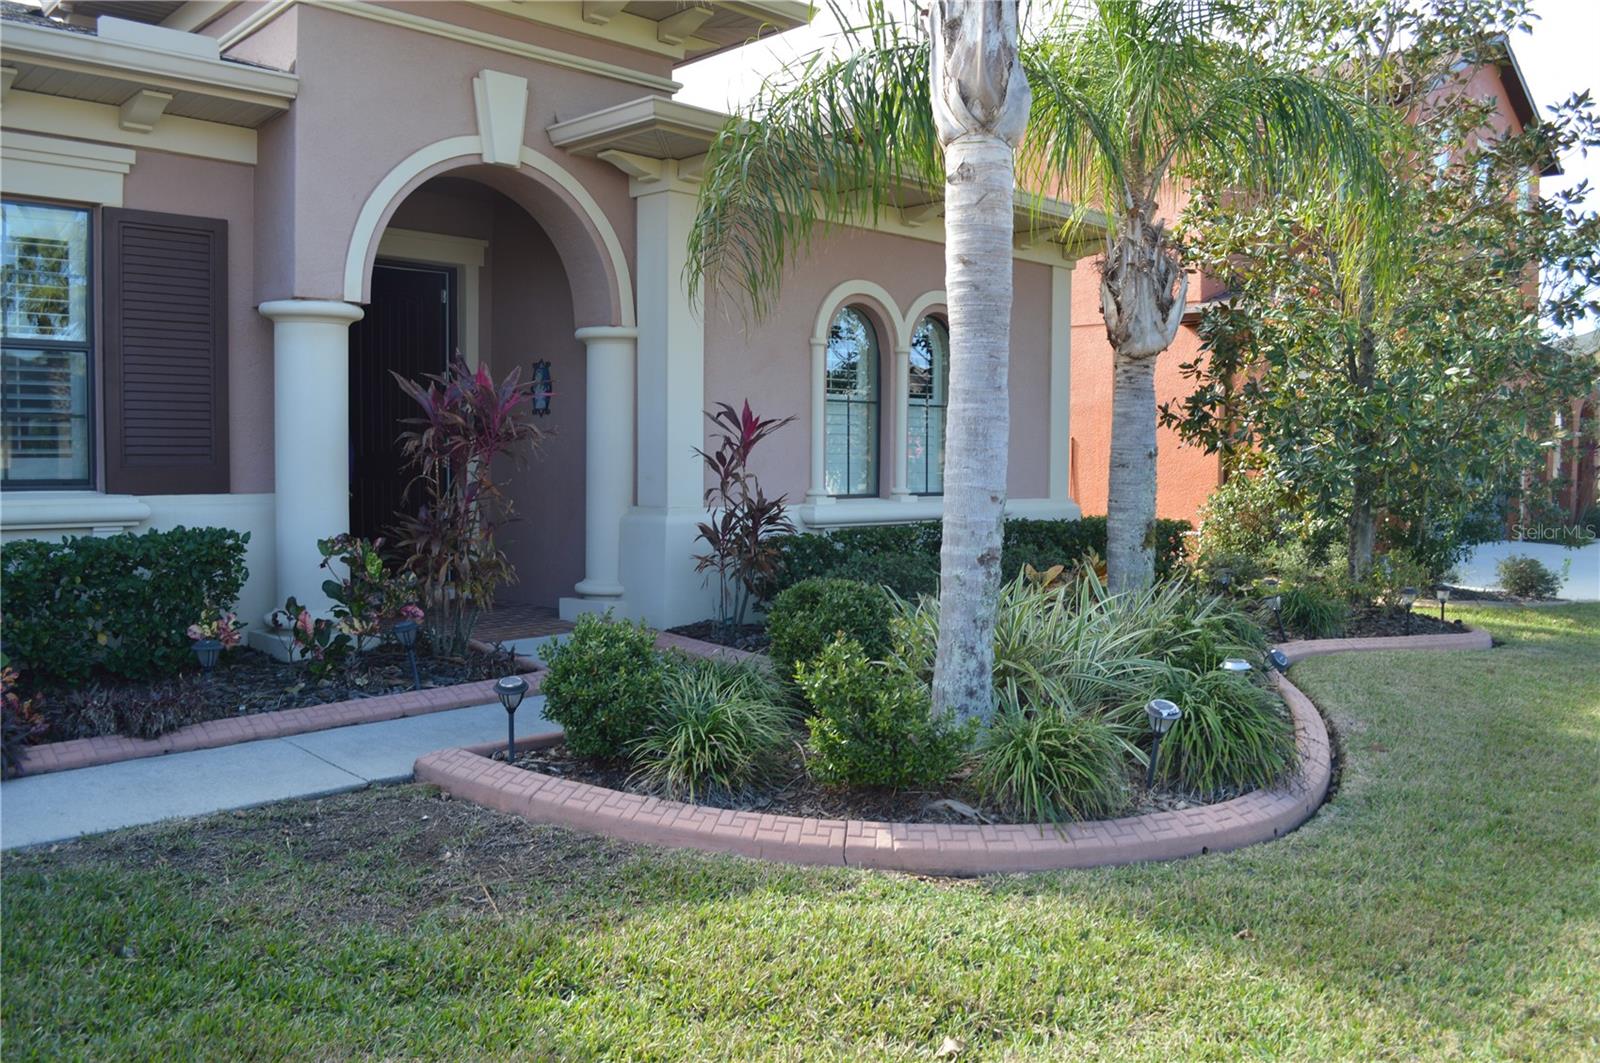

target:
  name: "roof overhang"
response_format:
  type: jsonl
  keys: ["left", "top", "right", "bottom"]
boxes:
{"left": 466, "top": 1, "right": 811, "bottom": 66}
{"left": 550, "top": 94, "right": 1108, "bottom": 254}
{"left": 1491, "top": 36, "right": 1560, "bottom": 177}
{"left": 0, "top": 17, "right": 296, "bottom": 127}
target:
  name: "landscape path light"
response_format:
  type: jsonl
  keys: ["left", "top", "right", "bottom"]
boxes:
{"left": 1220, "top": 657, "right": 1253, "bottom": 675}
{"left": 495, "top": 675, "right": 530, "bottom": 764}
{"left": 1400, "top": 586, "right": 1418, "bottom": 634}
{"left": 1269, "top": 648, "right": 1291, "bottom": 673}
{"left": 1144, "top": 698, "right": 1182, "bottom": 789}
{"left": 392, "top": 619, "right": 421, "bottom": 690}
{"left": 1435, "top": 586, "right": 1451, "bottom": 622}
{"left": 1261, "top": 578, "right": 1285, "bottom": 642}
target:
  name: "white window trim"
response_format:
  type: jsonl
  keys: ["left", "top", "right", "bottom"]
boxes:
{"left": 0, "top": 131, "right": 134, "bottom": 207}
{"left": 375, "top": 227, "right": 487, "bottom": 369}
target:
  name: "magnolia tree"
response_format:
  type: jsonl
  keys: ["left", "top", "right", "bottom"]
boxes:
{"left": 1164, "top": 0, "right": 1600, "bottom": 578}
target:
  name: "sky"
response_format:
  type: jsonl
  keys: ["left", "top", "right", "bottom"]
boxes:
{"left": 676, "top": 0, "right": 1600, "bottom": 337}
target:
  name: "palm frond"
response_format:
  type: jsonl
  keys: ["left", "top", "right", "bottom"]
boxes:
{"left": 686, "top": 1, "right": 941, "bottom": 317}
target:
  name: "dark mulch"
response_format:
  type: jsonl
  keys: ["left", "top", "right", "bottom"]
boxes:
{"left": 665, "top": 619, "right": 770, "bottom": 653}
{"left": 506, "top": 738, "right": 1231, "bottom": 826}
{"left": 36, "top": 643, "right": 520, "bottom": 743}
{"left": 1335, "top": 607, "right": 1469, "bottom": 639}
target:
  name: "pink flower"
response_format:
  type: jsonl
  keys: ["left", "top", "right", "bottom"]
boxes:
{"left": 187, "top": 624, "right": 204, "bottom": 641}
{"left": 296, "top": 609, "right": 314, "bottom": 637}
{"left": 401, "top": 603, "right": 425, "bottom": 623}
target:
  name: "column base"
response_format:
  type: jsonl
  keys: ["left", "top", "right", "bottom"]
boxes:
{"left": 618, "top": 506, "right": 719, "bottom": 628}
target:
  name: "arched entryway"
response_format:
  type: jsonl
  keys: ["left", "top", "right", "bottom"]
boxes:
{"left": 351, "top": 173, "right": 597, "bottom": 612}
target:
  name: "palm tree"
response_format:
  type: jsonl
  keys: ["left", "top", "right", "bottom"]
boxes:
{"left": 1022, "top": 0, "right": 1391, "bottom": 590}
{"left": 689, "top": 0, "right": 1029, "bottom": 722}
{"left": 687, "top": 0, "right": 1388, "bottom": 715}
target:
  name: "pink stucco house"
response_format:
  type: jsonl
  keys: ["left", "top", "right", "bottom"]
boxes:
{"left": 0, "top": 0, "right": 1084, "bottom": 638}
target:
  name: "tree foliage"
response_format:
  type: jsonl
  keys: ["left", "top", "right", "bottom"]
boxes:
{"left": 1164, "top": 0, "right": 1600, "bottom": 577}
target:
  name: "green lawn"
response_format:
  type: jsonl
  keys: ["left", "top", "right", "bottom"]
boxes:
{"left": 3, "top": 605, "right": 1597, "bottom": 1060}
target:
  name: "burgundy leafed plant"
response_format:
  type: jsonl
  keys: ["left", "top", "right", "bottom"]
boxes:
{"left": 693, "top": 401, "right": 796, "bottom": 633}
{"left": 393, "top": 355, "right": 546, "bottom": 654}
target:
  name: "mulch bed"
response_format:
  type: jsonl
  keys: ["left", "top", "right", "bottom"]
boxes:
{"left": 36, "top": 643, "right": 519, "bottom": 744}
{"left": 1332, "top": 607, "right": 1469, "bottom": 639}
{"left": 665, "top": 620, "right": 770, "bottom": 653}
{"left": 504, "top": 738, "right": 1236, "bottom": 826}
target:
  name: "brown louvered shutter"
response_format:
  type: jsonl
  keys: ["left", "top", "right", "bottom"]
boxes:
{"left": 102, "top": 208, "right": 229, "bottom": 494}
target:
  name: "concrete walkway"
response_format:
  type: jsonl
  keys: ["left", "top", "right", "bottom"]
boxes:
{"left": 0, "top": 696, "right": 551, "bottom": 850}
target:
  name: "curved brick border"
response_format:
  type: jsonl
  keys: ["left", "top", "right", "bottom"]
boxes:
{"left": 9, "top": 630, "right": 750, "bottom": 778}
{"left": 12, "top": 672, "right": 544, "bottom": 777}
{"left": 415, "top": 626, "right": 1492, "bottom": 875}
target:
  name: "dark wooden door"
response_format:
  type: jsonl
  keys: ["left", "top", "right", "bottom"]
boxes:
{"left": 348, "top": 261, "right": 454, "bottom": 543}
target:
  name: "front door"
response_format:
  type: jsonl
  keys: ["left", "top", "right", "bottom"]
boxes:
{"left": 348, "top": 260, "right": 455, "bottom": 543}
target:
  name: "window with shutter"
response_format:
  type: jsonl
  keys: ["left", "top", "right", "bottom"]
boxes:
{"left": 102, "top": 207, "right": 229, "bottom": 495}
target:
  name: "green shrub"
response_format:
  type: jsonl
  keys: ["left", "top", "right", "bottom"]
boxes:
{"left": 1367, "top": 548, "right": 1440, "bottom": 610}
{"left": 1496, "top": 554, "right": 1563, "bottom": 599}
{"left": 766, "top": 578, "right": 892, "bottom": 686}
{"left": 1, "top": 527, "right": 250, "bottom": 689}
{"left": 796, "top": 637, "right": 970, "bottom": 789}
{"left": 1279, "top": 584, "right": 1347, "bottom": 638}
{"left": 540, "top": 614, "right": 665, "bottom": 761}
{"left": 766, "top": 517, "right": 1192, "bottom": 600}
{"left": 973, "top": 695, "right": 1129, "bottom": 823}
{"left": 630, "top": 657, "right": 791, "bottom": 801}
{"left": 1123, "top": 670, "right": 1295, "bottom": 796}
{"left": 1195, "top": 472, "right": 1341, "bottom": 568}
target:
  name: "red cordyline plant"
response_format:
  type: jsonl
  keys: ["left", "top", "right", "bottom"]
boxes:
{"left": 693, "top": 401, "right": 795, "bottom": 633}
{"left": 393, "top": 355, "right": 546, "bottom": 655}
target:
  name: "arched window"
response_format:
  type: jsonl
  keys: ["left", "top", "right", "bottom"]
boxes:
{"left": 824, "top": 306, "right": 879, "bottom": 496}
{"left": 906, "top": 315, "right": 949, "bottom": 495}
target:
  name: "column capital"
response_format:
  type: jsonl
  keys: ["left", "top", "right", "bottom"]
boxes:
{"left": 574, "top": 325, "right": 639, "bottom": 343}
{"left": 258, "top": 299, "right": 365, "bottom": 325}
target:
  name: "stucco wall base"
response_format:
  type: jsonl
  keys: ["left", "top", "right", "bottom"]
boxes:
{"left": 619, "top": 506, "right": 719, "bottom": 628}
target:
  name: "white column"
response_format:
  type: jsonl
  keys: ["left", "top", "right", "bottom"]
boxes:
{"left": 258, "top": 299, "right": 364, "bottom": 617}
{"left": 1049, "top": 265, "right": 1073, "bottom": 504}
{"left": 890, "top": 343, "right": 913, "bottom": 501}
{"left": 569, "top": 325, "right": 637, "bottom": 603}
{"left": 806, "top": 337, "right": 830, "bottom": 504}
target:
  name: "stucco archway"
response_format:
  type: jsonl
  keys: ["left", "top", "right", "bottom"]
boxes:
{"left": 341, "top": 135, "right": 635, "bottom": 329}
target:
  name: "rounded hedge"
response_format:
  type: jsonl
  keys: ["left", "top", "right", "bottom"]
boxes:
{"left": 765, "top": 577, "right": 892, "bottom": 685}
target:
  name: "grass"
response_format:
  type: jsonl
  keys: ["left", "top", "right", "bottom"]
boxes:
{"left": 3, "top": 604, "right": 1597, "bottom": 1060}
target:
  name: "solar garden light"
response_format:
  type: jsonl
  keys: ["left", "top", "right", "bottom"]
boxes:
{"left": 191, "top": 638, "right": 223, "bottom": 682}
{"left": 495, "top": 675, "right": 529, "bottom": 764}
{"left": 1435, "top": 585, "right": 1451, "bottom": 621}
{"left": 1216, "top": 570, "right": 1233, "bottom": 592}
{"left": 1220, "top": 657, "right": 1253, "bottom": 675}
{"left": 1400, "top": 586, "right": 1418, "bottom": 634}
{"left": 1269, "top": 648, "right": 1291, "bottom": 673}
{"left": 1144, "top": 698, "right": 1182, "bottom": 789}
{"left": 1262, "top": 586, "right": 1285, "bottom": 642}
{"left": 392, "top": 619, "right": 421, "bottom": 690}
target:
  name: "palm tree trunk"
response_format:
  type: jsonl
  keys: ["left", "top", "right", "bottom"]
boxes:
{"left": 1101, "top": 209, "right": 1187, "bottom": 592}
{"left": 928, "top": 0, "right": 1030, "bottom": 723}
{"left": 1107, "top": 351, "right": 1159, "bottom": 590}
{"left": 1347, "top": 280, "right": 1378, "bottom": 581}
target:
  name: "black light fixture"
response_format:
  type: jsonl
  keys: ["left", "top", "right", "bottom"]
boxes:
{"left": 192, "top": 638, "right": 223, "bottom": 681}
{"left": 1435, "top": 585, "right": 1451, "bottom": 622}
{"left": 495, "top": 675, "right": 529, "bottom": 764}
{"left": 1269, "top": 648, "right": 1291, "bottom": 673}
{"left": 1220, "top": 657, "right": 1253, "bottom": 675}
{"left": 1216, "top": 570, "right": 1233, "bottom": 593}
{"left": 1262, "top": 584, "right": 1285, "bottom": 642}
{"left": 1144, "top": 698, "right": 1182, "bottom": 789}
{"left": 1400, "top": 586, "right": 1417, "bottom": 634}
{"left": 530, "top": 360, "right": 553, "bottom": 416}
{"left": 392, "top": 619, "right": 421, "bottom": 690}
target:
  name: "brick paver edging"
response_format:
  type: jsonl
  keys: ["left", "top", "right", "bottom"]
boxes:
{"left": 11, "top": 671, "right": 545, "bottom": 777}
{"left": 9, "top": 631, "right": 749, "bottom": 778}
{"left": 414, "top": 626, "right": 1493, "bottom": 875}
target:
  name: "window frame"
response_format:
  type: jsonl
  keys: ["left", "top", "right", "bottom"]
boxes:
{"left": 823, "top": 304, "right": 882, "bottom": 499}
{"left": 1, "top": 198, "right": 96, "bottom": 491}
{"left": 906, "top": 313, "right": 950, "bottom": 496}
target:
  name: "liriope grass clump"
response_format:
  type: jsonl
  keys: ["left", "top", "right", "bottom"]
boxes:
{"left": 629, "top": 656, "right": 791, "bottom": 802}
{"left": 1121, "top": 669, "right": 1296, "bottom": 797}
{"left": 973, "top": 688, "right": 1130, "bottom": 823}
